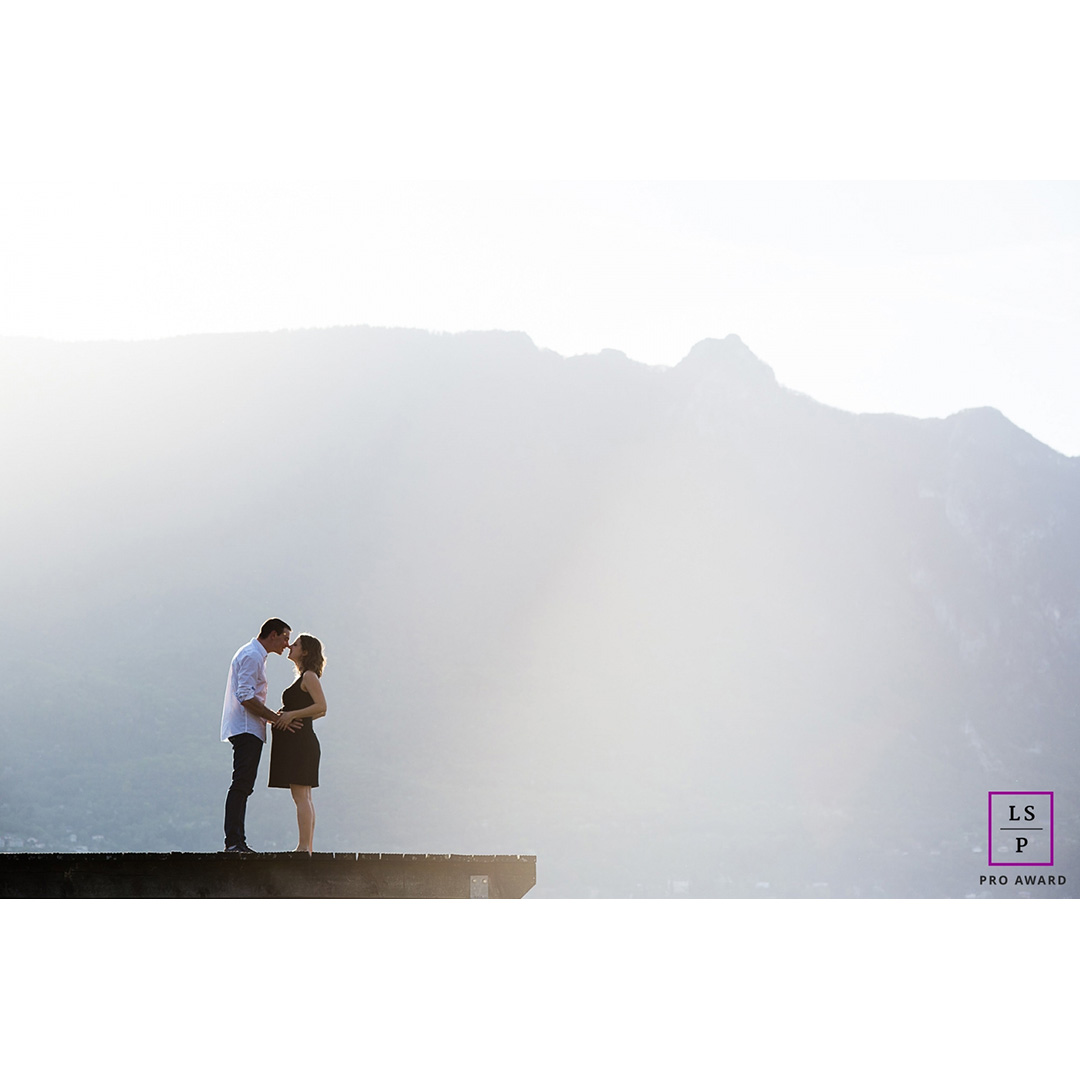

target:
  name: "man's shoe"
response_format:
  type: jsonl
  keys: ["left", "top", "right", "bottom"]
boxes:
{"left": 224, "top": 843, "right": 258, "bottom": 854}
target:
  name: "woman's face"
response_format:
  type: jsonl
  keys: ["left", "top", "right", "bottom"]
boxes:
{"left": 288, "top": 640, "right": 306, "bottom": 667}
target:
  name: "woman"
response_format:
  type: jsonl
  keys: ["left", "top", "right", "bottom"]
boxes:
{"left": 269, "top": 634, "right": 327, "bottom": 852}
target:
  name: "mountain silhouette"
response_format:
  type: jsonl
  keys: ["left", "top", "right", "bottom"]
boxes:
{"left": 1, "top": 327, "right": 1076, "bottom": 896}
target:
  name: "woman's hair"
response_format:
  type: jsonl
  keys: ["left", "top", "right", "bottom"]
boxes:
{"left": 294, "top": 634, "right": 326, "bottom": 677}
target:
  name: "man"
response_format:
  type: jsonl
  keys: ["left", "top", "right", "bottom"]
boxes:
{"left": 221, "top": 618, "right": 300, "bottom": 853}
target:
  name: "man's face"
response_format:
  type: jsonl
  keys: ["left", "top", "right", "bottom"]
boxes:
{"left": 267, "top": 629, "right": 291, "bottom": 655}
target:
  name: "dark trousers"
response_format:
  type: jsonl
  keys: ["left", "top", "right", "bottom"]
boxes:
{"left": 224, "top": 733, "right": 264, "bottom": 847}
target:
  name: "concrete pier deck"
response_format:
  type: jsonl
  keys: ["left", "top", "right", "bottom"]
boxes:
{"left": 0, "top": 851, "right": 536, "bottom": 898}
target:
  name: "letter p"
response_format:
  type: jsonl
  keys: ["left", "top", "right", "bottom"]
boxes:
{"left": 1015, "top": 836, "right": 1029, "bottom": 854}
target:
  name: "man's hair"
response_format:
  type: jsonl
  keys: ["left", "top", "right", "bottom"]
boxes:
{"left": 259, "top": 618, "right": 291, "bottom": 639}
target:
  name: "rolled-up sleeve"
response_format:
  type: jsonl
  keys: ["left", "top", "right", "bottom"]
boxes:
{"left": 234, "top": 653, "right": 259, "bottom": 704}
{"left": 222, "top": 640, "right": 269, "bottom": 742}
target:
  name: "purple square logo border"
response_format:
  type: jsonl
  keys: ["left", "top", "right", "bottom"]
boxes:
{"left": 988, "top": 791, "right": 1054, "bottom": 867}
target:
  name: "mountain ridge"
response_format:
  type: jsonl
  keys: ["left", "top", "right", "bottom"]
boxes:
{"left": 4, "top": 324, "right": 1071, "bottom": 458}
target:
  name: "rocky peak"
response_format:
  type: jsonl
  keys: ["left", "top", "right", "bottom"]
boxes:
{"left": 675, "top": 335, "right": 779, "bottom": 389}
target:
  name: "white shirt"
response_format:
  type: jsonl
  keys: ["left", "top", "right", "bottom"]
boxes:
{"left": 220, "top": 638, "right": 270, "bottom": 742}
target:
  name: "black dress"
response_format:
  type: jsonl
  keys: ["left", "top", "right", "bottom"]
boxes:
{"left": 268, "top": 675, "right": 321, "bottom": 788}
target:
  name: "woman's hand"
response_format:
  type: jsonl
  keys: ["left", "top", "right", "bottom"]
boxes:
{"left": 272, "top": 711, "right": 304, "bottom": 732}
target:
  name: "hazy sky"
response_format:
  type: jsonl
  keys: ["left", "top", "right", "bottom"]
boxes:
{"left": 2, "top": 5, "right": 1078, "bottom": 451}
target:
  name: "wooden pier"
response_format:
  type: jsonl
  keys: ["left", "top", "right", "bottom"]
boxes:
{"left": 0, "top": 851, "right": 536, "bottom": 898}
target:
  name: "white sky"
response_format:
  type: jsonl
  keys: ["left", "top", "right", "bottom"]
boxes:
{"left": 2, "top": 3, "right": 1078, "bottom": 452}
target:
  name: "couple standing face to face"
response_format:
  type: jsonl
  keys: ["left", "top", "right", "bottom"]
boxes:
{"left": 221, "top": 618, "right": 327, "bottom": 854}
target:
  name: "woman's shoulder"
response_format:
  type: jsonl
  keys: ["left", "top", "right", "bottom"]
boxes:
{"left": 300, "top": 668, "right": 321, "bottom": 690}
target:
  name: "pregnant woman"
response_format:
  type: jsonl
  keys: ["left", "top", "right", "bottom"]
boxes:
{"left": 269, "top": 633, "right": 327, "bottom": 852}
